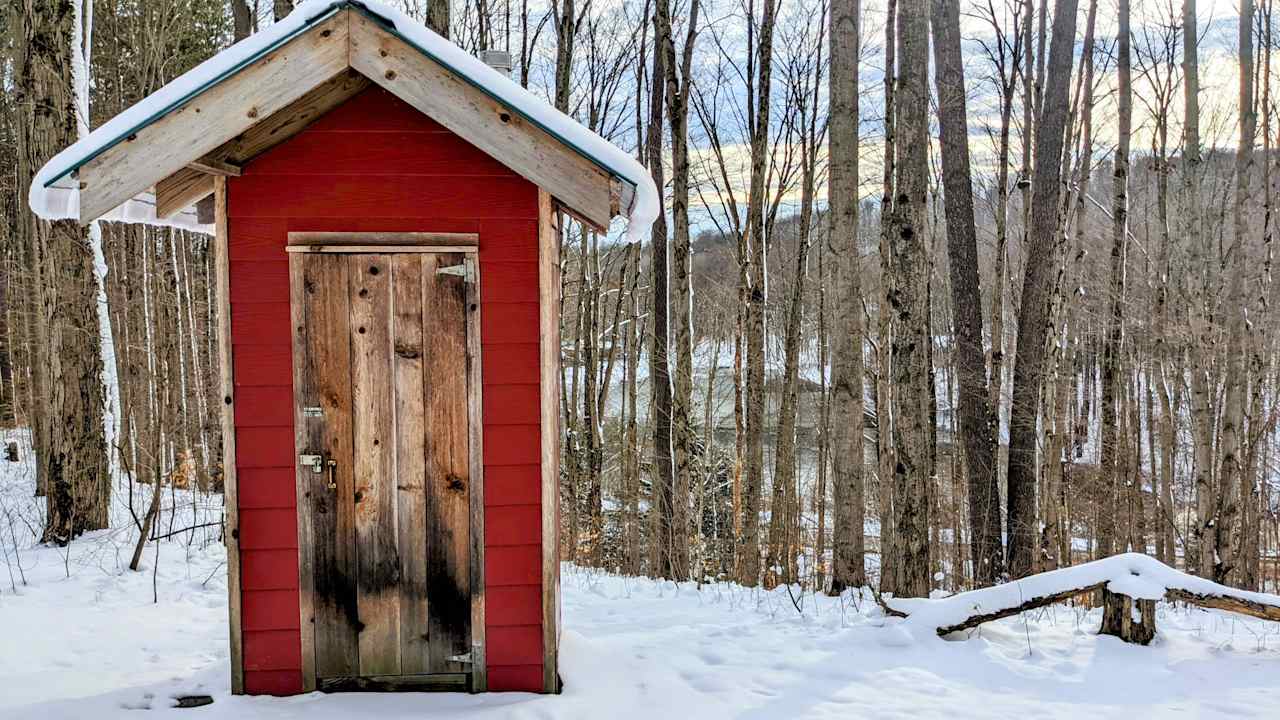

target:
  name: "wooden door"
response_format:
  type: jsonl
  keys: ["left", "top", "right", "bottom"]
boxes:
{"left": 290, "top": 249, "right": 482, "bottom": 692}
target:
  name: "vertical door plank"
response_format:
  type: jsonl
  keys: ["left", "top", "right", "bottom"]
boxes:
{"left": 422, "top": 252, "right": 473, "bottom": 673}
{"left": 391, "top": 255, "right": 430, "bottom": 675}
{"left": 348, "top": 254, "right": 401, "bottom": 677}
{"left": 290, "top": 253, "right": 359, "bottom": 682}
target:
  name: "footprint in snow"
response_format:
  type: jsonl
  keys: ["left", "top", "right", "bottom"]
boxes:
{"left": 119, "top": 692, "right": 154, "bottom": 710}
{"left": 699, "top": 650, "right": 727, "bottom": 666}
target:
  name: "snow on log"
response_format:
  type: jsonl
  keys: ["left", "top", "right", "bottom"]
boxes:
{"left": 884, "top": 553, "right": 1280, "bottom": 643}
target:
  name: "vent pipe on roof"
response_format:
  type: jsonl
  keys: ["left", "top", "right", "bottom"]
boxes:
{"left": 480, "top": 50, "right": 512, "bottom": 78}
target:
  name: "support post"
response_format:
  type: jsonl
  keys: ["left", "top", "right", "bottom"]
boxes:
{"left": 1099, "top": 588, "right": 1157, "bottom": 645}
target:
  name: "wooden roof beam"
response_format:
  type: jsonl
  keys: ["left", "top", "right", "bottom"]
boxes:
{"left": 349, "top": 12, "right": 615, "bottom": 231}
{"left": 153, "top": 70, "right": 371, "bottom": 219}
{"left": 77, "top": 9, "right": 351, "bottom": 223}
{"left": 188, "top": 157, "right": 242, "bottom": 176}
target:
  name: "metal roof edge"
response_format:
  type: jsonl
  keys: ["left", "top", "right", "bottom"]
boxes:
{"left": 44, "top": 4, "right": 343, "bottom": 188}
{"left": 47, "top": 0, "right": 639, "bottom": 219}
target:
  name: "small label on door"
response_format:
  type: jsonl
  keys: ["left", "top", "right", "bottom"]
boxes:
{"left": 302, "top": 406, "right": 324, "bottom": 418}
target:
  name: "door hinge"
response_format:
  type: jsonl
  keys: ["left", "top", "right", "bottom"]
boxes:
{"left": 447, "top": 651, "right": 473, "bottom": 664}
{"left": 436, "top": 261, "right": 474, "bottom": 283}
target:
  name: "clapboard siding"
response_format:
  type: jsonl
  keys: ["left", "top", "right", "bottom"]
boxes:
{"left": 228, "top": 86, "right": 545, "bottom": 694}
{"left": 234, "top": 386, "right": 295, "bottom": 427}
{"left": 482, "top": 384, "right": 541, "bottom": 424}
{"left": 484, "top": 465, "right": 542, "bottom": 506}
{"left": 238, "top": 468, "right": 297, "bottom": 509}
{"left": 241, "top": 589, "right": 302, "bottom": 631}
{"left": 486, "top": 505, "right": 542, "bottom": 547}
{"left": 481, "top": 344, "right": 540, "bottom": 384}
{"left": 244, "top": 131, "right": 514, "bottom": 176}
{"left": 244, "top": 669, "right": 302, "bottom": 696}
{"left": 239, "top": 507, "right": 299, "bottom": 550}
{"left": 486, "top": 664, "right": 542, "bottom": 693}
{"left": 487, "top": 625, "right": 543, "bottom": 665}
{"left": 485, "top": 544, "right": 542, "bottom": 586}
{"left": 231, "top": 346, "right": 293, "bottom": 384}
{"left": 244, "top": 629, "right": 302, "bottom": 670}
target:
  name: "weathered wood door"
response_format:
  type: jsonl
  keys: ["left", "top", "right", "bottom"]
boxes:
{"left": 290, "top": 249, "right": 482, "bottom": 692}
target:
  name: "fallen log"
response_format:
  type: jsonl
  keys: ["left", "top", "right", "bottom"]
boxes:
{"left": 1164, "top": 588, "right": 1280, "bottom": 623}
{"left": 933, "top": 583, "right": 1107, "bottom": 637}
{"left": 884, "top": 553, "right": 1280, "bottom": 645}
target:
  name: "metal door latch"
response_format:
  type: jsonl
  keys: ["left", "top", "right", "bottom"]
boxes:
{"left": 447, "top": 652, "right": 473, "bottom": 664}
{"left": 299, "top": 454, "right": 324, "bottom": 473}
{"left": 299, "top": 454, "right": 338, "bottom": 490}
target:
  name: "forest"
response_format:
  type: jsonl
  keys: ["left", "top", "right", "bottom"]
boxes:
{"left": 3, "top": 0, "right": 1279, "bottom": 611}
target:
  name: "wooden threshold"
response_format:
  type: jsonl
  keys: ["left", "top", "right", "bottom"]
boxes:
{"left": 318, "top": 673, "right": 471, "bottom": 693}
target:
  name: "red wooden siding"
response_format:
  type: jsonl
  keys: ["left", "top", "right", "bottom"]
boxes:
{"left": 227, "top": 86, "right": 546, "bottom": 694}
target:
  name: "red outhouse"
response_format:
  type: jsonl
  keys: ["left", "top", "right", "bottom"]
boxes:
{"left": 31, "top": 0, "right": 653, "bottom": 697}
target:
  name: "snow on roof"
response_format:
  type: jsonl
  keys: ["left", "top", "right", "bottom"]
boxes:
{"left": 29, "top": 0, "right": 659, "bottom": 240}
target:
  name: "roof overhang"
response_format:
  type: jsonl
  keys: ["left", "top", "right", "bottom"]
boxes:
{"left": 40, "top": 1, "right": 643, "bottom": 233}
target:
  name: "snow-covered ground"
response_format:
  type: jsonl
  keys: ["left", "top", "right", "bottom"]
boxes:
{"left": 2, "top": 438, "right": 1279, "bottom": 718}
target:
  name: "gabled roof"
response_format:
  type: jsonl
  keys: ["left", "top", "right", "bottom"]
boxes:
{"left": 29, "top": 0, "right": 657, "bottom": 236}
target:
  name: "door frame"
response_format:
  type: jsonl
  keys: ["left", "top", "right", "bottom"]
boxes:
{"left": 288, "top": 232, "right": 486, "bottom": 693}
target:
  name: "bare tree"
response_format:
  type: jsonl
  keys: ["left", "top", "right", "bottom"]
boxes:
{"left": 887, "top": 0, "right": 933, "bottom": 598}
{"left": 1217, "top": 0, "right": 1256, "bottom": 582}
{"left": 646, "top": 0, "right": 680, "bottom": 580}
{"left": 931, "top": 0, "right": 1002, "bottom": 585}
{"left": 1006, "top": 0, "right": 1079, "bottom": 578}
{"left": 738, "top": 0, "right": 780, "bottom": 587}
{"left": 657, "top": 0, "right": 700, "bottom": 580}
{"left": 827, "top": 0, "right": 867, "bottom": 594}
{"left": 16, "top": 0, "right": 111, "bottom": 542}
{"left": 429, "top": 0, "right": 450, "bottom": 37}
{"left": 1097, "top": 0, "right": 1134, "bottom": 558}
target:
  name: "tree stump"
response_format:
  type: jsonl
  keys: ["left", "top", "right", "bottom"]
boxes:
{"left": 4, "top": 441, "right": 16, "bottom": 462}
{"left": 1099, "top": 588, "right": 1156, "bottom": 645}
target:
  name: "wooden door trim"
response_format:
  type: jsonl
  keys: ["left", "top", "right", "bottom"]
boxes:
{"left": 287, "top": 231, "right": 478, "bottom": 247}
{"left": 465, "top": 253, "right": 487, "bottom": 692}
{"left": 286, "top": 245, "right": 478, "bottom": 254}
{"left": 537, "top": 190, "right": 562, "bottom": 693}
{"left": 215, "top": 176, "right": 245, "bottom": 696}
{"left": 291, "top": 247, "right": 486, "bottom": 693}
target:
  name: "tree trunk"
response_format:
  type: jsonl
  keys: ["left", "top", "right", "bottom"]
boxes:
{"left": 231, "top": 0, "right": 252, "bottom": 41}
{"left": 739, "top": 0, "right": 779, "bottom": 588}
{"left": 646, "top": 6, "right": 679, "bottom": 580}
{"left": 1098, "top": 0, "right": 1132, "bottom": 558}
{"left": 17, "top": 0, "right": 111, "bottom": 543}
{"left": 1099, "top": 589, "right": 1157, "bottom": 645}
{"left": 1216, "top": 0, "right": 1255, "bottom": 584}
{"left": 428, "top": 0, "right": 450, "bottom": 38}
{"left": 1006, "top": 0, "right": 1079, "bottom": 578}
{"left": 876, "top": 0, "right": 899, "bottom": 595}
{"left": 657, "top": 0, "right": 699, "bottom": 581}
{"left": 930, "top": 0, "right": 1001, "bottom": 586}
{"left": 828, "top": 0, "right": 867, "bottom": 594}
{"left": 887, "top": 0, "right": 933, "bottom": 599}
